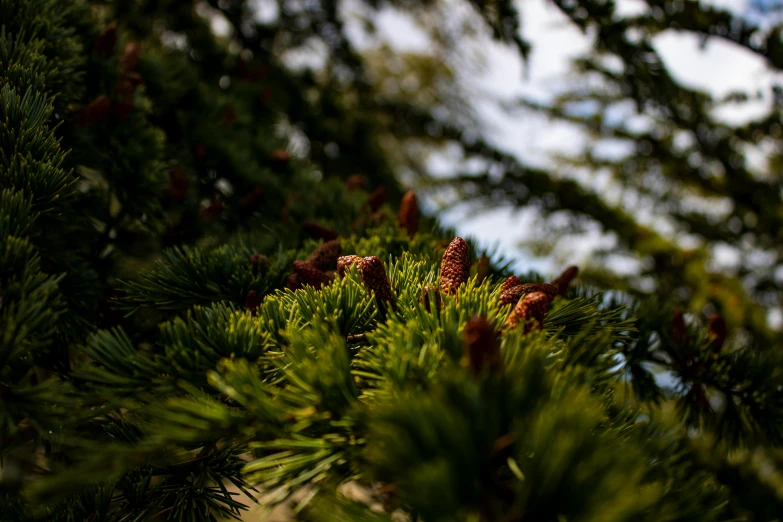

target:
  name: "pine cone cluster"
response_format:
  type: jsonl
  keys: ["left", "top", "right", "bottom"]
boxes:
{"left": 287, "top": 241, "right": 343, "bottom": 291}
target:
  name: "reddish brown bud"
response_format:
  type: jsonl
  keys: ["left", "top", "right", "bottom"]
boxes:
{"left": 363, "top": 186, "right": 387, "bottom": 212}
{"left": 418, "top": 286, "right": 442, "bottom": 313}
{"left": 464, "top": 316, "right": 501, "bottom": 374}
{"left": 249, "top": 253, "right": 263, "bottom": 265}
{"left": 707, "top": 314, "right": 727, "bottom": 352}
{"left": 501, "top": 276, "right": 521, "bottom": 294}
{"left": 439, "top": 237, "right": 470, "bottom": 295}
{"left": 239, "top": 186, "right": 264, "bottom": 211}
{"left": 553, "top": 265, "right": 579, "bottom": 296}
{"left": 337, "top": 255, "right": 362, "bottom": 278}
{"left": 499, "top": 283, "right": 558, "bottom": 307}
{"left": 302, "top": 221, "right": 338, "bottom": 241}
{"left": 244, "top": 290, "right": 261, "bottom": 316}
{"left": 286, "top": 273, "right": 302, "bottom": 291}
{"left": 397, "top": 190, "right": 419, "bottom": 237}
{"left": 345, "top": 174, "right": 368, "bottom": 192}
{"left": 672, "top": 309, "right": 688, "bottom": 345}
{"left": 168, "top": 167, "right": 189, "bottom": 204}
{"left": 293, "top": 261, "right": 333, "bottom": 289}
{"left": 504, "top": 291, "right": 550, "bottom": 332}
{"left": 120, "top": 41, "right": 141, "bottom": 72}
{"left": 94, "top": 24, "right": 118, "bottom": 58}
{"left": 359, "top": 256, "right": 395, "bottom": 305}
{"left": 306, "top": 240, "right": 342, "bottom": 271}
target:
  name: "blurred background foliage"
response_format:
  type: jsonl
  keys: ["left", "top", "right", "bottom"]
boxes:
{"left": 90, "top": 0, "right": 783, "bottom": 341}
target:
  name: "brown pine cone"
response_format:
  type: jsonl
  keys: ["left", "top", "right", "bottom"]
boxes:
{"left": 501, "top": 276, "right": 521, "bottom": 294}
{"left": 499, "top": 283, "right": 558, "bottom": 307}
{"left": 337, "top": 255, "right": 362, "bottom": 278}
{"left": 504, "top": 291, "right": 550, "bottom": 332}
{"left": 306, "top": 240, "right": 342, "bottom": 271}
{"left": 439, "top": 237, "right": 470, "bottom": 295}
{"left": 464, "top": 316, "right": 501, "bottom": 375}
{"left": 553, "top": 265, "right": 579, "bottom": 296}
{"left": 397, "top": 190, "right": 419, "bottom": 237}
{"left": 672, "top": 309, "right": 688, "bottom": 345}
{"left": 244, "top": 290, "right": 261, "bottom": 316}
{"left": 707, "top": 314, "right": 727, "bottom": 352}
{"left": 302, "top": 221, "right": 338, "bottom": 241}
{"left": 293, "top": 261, "right": 333, "bottom": 289}
{"left": 120, "top": 41, "right": 141, "bottom": 72}
{"left": 359, "top": 256, "right": 395, "bottom": 305}
{"left": 419, "top": 286, "right": 442, "bottom": 312}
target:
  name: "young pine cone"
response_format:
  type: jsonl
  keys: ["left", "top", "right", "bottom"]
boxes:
{"left": 499, "top": 283, "right": 558, "bottom": 307}
{"left": 504, "top": 291, "right": 550, "bottom": 332}
{"left": 302, "top": 221, "right": 338, "bottom": 241}
{"left": 419, "top": 286, "right": 443, "bottom": 313}
{"left": 359, "top": 256, "right": 395, "bottom": 306}
{"left": 306, "top": 240, "right": 342, "bottom": 271}
{"left": 501, "top": 276, "right": 521, "bottom": 294}
{"left": 337, "top": 255, "right": 362, "bottom": 278}
{"left": 553, "top": 265, "right": 579, "bottom": 296}
{"left": 439, "top": 237, "right": 470, "bottom": 295}
{"left": 244, "top": 290, "right": 261, "bottom": 316}
{"left": 293, "top": 261, "right": 333, "bottom": 289}
{"left": 464, "top": 316, "right": 502, "bottom": 375}
{"left": 397, "top": 190, "right": 419, "bottom": 237}
{"left": 708, "top": 313, "right": 727, "bottom": 352}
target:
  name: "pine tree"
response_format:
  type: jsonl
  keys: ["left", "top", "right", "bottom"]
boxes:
{"left": 2, "top": 1, "right": 783, "bottom": 522}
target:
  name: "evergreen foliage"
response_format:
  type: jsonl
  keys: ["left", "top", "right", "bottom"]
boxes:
{"left": 1, "top": 1, "right": 783, "bottom": 522}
